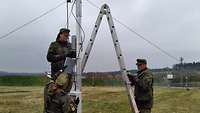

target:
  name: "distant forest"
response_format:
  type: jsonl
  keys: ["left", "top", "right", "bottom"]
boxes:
{"left": 82, "top": 62, "right": 200, "bottom": 86}
{"left": 173, "top": 62, "right": 200, "bottom": 70}
{"left": 0, "top": 62, "right": 200, "bottom": 86}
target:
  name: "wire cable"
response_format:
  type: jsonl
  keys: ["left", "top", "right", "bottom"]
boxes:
{"left": 66, "top": 0, "right": 69, "bottom": 29}
{"left": 70, "top": 1, "right": 86, "bottom": 91}
{"left": 71, "top": 0, "right": 86, "bottom": 57}
{"left": 0, "top": 0, "right": 66, "bottom": 40}
{"left": 64, "top": 1, "right": 73, "bottom": 28}
{"left": 86, "top": 0, "right": 179, "bottom": 62}
{"left": 72, "top": 0, "right": 86, "bottom": 44}
{"left": 113, "top": 18, "right": 180, "bottom": 61}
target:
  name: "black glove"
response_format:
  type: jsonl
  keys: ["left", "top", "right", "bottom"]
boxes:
{"left": 127, "top": 74, "right": 138, "bottom": 86}
{"left": 69, "top": 51, "right": 76, "bottom": 58}
{"left": 64, "top": 51, "right": 76, "bottom": 58}
{"left": 75, "top": 97, "right": 80, "bottom": 105}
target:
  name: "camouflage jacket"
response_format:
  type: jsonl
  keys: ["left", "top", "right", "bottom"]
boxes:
{"left": 47, "top": 41, "right": 72, "bottom": 80}
{"left": 134, "top": 68, "right": 153, "bottom": 109}
{"left": 44, "top": 82, "right": 77, "bottom": 113}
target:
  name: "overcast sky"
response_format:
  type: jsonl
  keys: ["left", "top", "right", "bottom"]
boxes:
{"left": 0, "top": 0, "right": 200, "bottom": 73}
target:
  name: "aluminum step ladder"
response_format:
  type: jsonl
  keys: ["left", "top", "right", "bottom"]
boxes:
{"left": 81, "top": 4, "right": 139, "bottom": 113}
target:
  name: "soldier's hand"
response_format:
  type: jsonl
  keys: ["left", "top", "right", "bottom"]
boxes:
{"left": 69, "top": 51, "right": 76, "bottom": 58}
{"left": 127, "top": 74, "right": 138, "bottom": 86}
{"left": 75, "top": 97, "right": 80, "bottom": 105}
{"left": 132, "top": 76, "right": 139, "bottom": 85}
{"left": 127, "top": 74, "right": 134, "bottom": 82}
{"left": 64, "top": 51, "right": 76, "bottom": 58}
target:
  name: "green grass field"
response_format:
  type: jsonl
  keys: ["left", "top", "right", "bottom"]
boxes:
{"left": 0, "top": 86, "right": 199, "bottom": 113}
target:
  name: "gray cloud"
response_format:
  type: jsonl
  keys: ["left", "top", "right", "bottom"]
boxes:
{"left": 0, "top": 0, "right": 199, "bottom": 72}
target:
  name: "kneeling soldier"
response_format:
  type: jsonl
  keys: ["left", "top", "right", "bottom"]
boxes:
{"left": 44, "top": 72, "right": 79, "bottom": 113}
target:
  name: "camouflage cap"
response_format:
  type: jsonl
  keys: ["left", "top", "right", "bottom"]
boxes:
{"left": 136, "top": 59, "right": 147, "bottom": 65}
{"left": 59, "top": 28, "right": 70, "bottom": 33}
{"left": 55, "top": 72, "right": 69, "bottom": 86}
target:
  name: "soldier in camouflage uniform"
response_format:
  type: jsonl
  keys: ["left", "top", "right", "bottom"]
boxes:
{"left": 45, "top": 28, "right": 77, "bottom": 113}
{"left": 47, "top": 28, "right": 76, "bottom": 81}
{"left": 128, "top": 59, "right": 153, "bottom": 113}
{"left": 44, "top": 72, "right": 79, "bottom": 113}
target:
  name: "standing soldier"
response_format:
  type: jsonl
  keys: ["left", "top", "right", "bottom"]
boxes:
{"left": 47, "top": 28, "right": 76, "bottom": 81}
{"left": 128, "top": 59, "right": 153, "bottom": 113}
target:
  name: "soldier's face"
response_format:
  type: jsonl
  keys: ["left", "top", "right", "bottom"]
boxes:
{"left": 59, "top": 32, "right": 69, "bottom": 42}
{"left": 137, "top": 64, "right": 146, "bottom": 71}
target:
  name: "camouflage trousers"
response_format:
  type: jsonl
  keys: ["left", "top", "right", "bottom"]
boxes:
{"left": 139, "top": 109, "right": 151, "bottom": 113}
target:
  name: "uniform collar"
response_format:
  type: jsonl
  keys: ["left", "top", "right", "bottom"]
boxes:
{"left": 137, "top": 67, "right": 148, "bottom": 74}
{"left": 137, "top": 68, "right": 148, "bottom": 77}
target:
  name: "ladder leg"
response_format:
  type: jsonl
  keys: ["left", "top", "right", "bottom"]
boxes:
{"left": 104, "top": 4, "right": 139, "bottom": 113}
{"left": 81, "top": 7, "right": 104, "bottom": 72}
{"left": 81, "top": 4, "right": 139, "bottom": 113}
